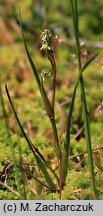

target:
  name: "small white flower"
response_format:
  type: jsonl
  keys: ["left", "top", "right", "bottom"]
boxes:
{"left": 40, "top": 29, "right": 57, "bottom": 52}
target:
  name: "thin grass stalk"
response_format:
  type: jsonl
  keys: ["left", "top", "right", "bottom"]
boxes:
{"left": 41, "top": 28, "right": 63, "bottom": 197}
{"left": 0, "top": 85, "right": 24, "bottom": 199}
{"left": 61, "top": 65, "right": 84, "bottom": 186}
{"left": 71, "top": 0, "right": 96, "bottom": 198}
{"left": 61, "top": 0, "right": 82, "bottom": 187}
{"left": 61, "top": 0, "right": 97, "bottom": 190}
{"left": 61, "top": 49, "right": 97, "bottom": 186}
{"left": 15, "top": 124, "right": 27, "bottom": 199}
{"left": 5, "top": 84, "right": 57, "bottom": 190}
{"left": 45, "top": 34, "right": 63, "bottom": 197}
{"left": 50, "top": 118, "right": 62, "bottom": 198}
{"left": 19, "top": 8, "right": 54, "bottom": 119}
{"left": 0, "top": 85, "right": 10, "bottom": 137}
{"left": 47, "top": 50, "right": 62, "bottom": 196}
{"left": 47, "top": 52, "right": 56, "bottom": 109}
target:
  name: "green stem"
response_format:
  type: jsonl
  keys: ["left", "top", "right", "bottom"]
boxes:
{"left": 47, "top": 51, "right": 56, "bottom": 109}
{"left": 72, "top": 0, "right": 97, "bottom": 198}
{"left": 80, "top": 78, "right": 96, "bottom": 198}
{"left": 0, "top": 85, "right": 24, "bottom": 199}
{"left": 50, "top": 118, "right": 62, "bottom": 160}
{"left": 47, "top": 50, "right": 63, "bottom": 193}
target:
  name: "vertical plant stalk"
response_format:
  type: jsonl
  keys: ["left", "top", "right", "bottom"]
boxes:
{"left": 0, "top": 85, "right": 24, "bottom": 199}
{"left": 49, "top": 56, "right": 63, "bottom": 197}
{"left": 40, "top": 29, "right": 60, "bottom": 146}
{"left": 5, "top": 84, "right": 57, "bottom": 190}
{"left": 47, "top": 47, "right": 63, "bottom": 196}
{"left": 47, "top": 51, "right": 56, "bottom": 109}
{"left": 0, "top": 85, "right": 10, "bottom": 137}
{"left": 40, "top": 29, "right": 62, "bottom": 197}
{"left": 71, "top": 0, "right": 97, "bottom": 198}
{"left": 15, "top": 123, "right": 27, "bottom": 199}
{"left": 40, "top": 29, "right": 57, "bottom": 109}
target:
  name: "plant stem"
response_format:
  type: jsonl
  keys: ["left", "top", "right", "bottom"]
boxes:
{"left": 71, "top": 0, "right": 97, "bottom": 198}
{"left": 50, "top": 117, "right": 62, "bottom": 198}
{"left": 47, "top": 50, "right": 63, "bottom": 197}
{"left": 47, "top": 51, "right": 56, "bottom": 109}
{"left": 50, "top": 118, "right": 62, "bottom": 160}
{"left": 46, "top": 50, "right": 61, "bottom": 158}
{"left": 0, "top": 85, "right": 24, "bottom": 199}
{"left": 46, "top": 49, "right": 63, "bottom": 195}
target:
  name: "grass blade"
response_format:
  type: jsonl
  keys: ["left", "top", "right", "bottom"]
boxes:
{"left": 61, "top": 51, "right": 97, "bottom": 186}
{"left": 19, "top": 7, "right": 54, "bottom": 121}
{"left": 65, "top": 53, "right": 98, "bottom": 146}
{"left": 81, "top": 54, "right": 98, "bottom": 73}
{"left": 0, "top": 85, "right": 25, "bottom": 198}
{"left": 69, "top": 0, "right": 97, "bottom": 198}
{"left": 0, "top": 85, "right": 10, "bottom": 137}
{"left": 5, "top": 84, "right": 57, "bottom": 190}
{"left": 5, "top": 84, "right": 58, "bottom": 184}
{"left": 19, "top": 8, "right": 40, "bottom": 90}
{"left": 61, "top": 61, "right": 84, "bottom": 185}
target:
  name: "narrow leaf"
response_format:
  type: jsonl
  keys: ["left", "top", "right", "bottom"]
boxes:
{"left": 0, "top": 85, "right": 25, "bottom": 199}
{"left": 19, "top": 8, "right": 41, "bottom": 90}
{"left": 68, "top": 0, "right": 97, "bottom": 198}
{"left": 65, "top": 53, "right": 98, "bottom": 144}
{"left": 5, "top": 84, "right": 57, "bottom": 190}
{"left": 5, "top": 84, "right": 45, "bottom": 162}
{"left": 81, "top": 53, "right": 98, "bottom": 73}
{"left": 0, "top": 85, "right": 10, "bottom": 135}
{"left": 62, "top": 53, "right": 97, "bottom": 185}
{"left": 19, "top": 7, "right": 54, "bottom": 120}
